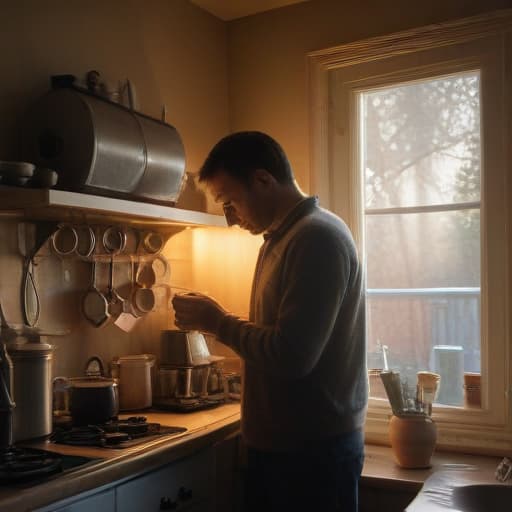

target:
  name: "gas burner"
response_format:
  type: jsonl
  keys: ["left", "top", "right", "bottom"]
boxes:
{"left": 0, "top": 447, "right": 62, "bottom": 483}
{"left": 153, "top": 396, "right": 225, "bottom": 412}
{"left": 51, "top": 417, "right": 186, "bottom": 449}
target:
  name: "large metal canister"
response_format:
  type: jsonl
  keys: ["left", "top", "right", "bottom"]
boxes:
{"left": 7, "top": 340, "right": 54, "bottom": 442}
{"left": 21, "top": 88, "right": 186, "bottom": 205}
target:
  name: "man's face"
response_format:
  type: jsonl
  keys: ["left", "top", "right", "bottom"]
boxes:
{"left": 207, "top": 170, "right": 273, "bottom": 235}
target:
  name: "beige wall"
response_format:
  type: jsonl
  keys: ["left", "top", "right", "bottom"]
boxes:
{"left": 227, "top": 0, "right": 510, "bottom": 193}
{"left": 1, "top": 0, "right": 229, "bottom": 177}
{"left": 2, "top": 0, "right": 507, "bottom": 379}
{"left": 0, "top": 0, "right": 238, "bottom": 377}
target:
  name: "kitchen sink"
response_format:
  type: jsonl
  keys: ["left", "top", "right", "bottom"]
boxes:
{"left": 451, "top": 484, "right": 512, "bottom": 512}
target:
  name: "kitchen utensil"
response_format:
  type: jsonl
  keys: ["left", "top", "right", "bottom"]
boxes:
{"left": 135, "top": 261, "right": 156, "bottom": 288}
{"left": 64, "top": 376, "right": 119, "bottom": 426}
{"left": 110, "top": 354, "right": 155, "bottom": 410}
{"left": 132, "top": 287, "right": 156, "bottom": 316}
{"left": 82, "top": 261, "right": 110, "bottom": 327}
{"left": 21, "top": 257, "right": 40, "bottom": 328}
{"left": 416, "top": 371, "right": 440, "bottom": 415}
{"left": 107, "top": 258, "right": 124, "bottom": 318}
{"left": 102, "top": 225, "right": 126, "bottom": 254}
{"left": 152, "top": 255, "right": 170, "bottom": 283}
{"left": 21, "top": 88, "right": 186, "bottom": 205}
{"left": 18, "top": 222, "right": 58, "bottom": 328}
{"left": 380, "top": 370, "right": 405, "bottom": 415}
{"left": 140, "top": 231, "right": 165, "bottom": 255}
{"left": 160, "top": 330, "right": 224, "bottom": 367}
{"left": 110, "top": 260, "right": 139, "bottom": 332}
{"left": 7, "top": 337, "right": 54, "bottom": 442}
{"left": 51, "top": 225, "right": 78, "bottom": 256}
{"left": 74, "top": 225, "right": 96, "bottom": 259}
{"left": 158, "top": 365, "right": 211, "bottom": 399}
{"left": 0, "top": 342, "right": 14, "bottom": 450}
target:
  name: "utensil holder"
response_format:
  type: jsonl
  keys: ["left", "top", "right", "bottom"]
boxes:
{"left": 389, "top": 414, "right": 437, "bottom": 468}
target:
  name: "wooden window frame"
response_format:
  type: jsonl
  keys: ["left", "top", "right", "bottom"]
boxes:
{"left": 307, "top": 9, "right": 512, "bottom": 454}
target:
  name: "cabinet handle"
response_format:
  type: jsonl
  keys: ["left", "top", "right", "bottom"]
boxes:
{"left": 160, "top": 496, "right": 177, "bottom": 510}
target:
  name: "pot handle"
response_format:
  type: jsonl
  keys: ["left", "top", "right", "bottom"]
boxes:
{"left": 52, "top": 376, "right": 70, "bottom": 417}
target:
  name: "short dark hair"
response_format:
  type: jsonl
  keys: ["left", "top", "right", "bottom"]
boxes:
{"left": 198, "top": 131, "right": 294, "bottom": 185}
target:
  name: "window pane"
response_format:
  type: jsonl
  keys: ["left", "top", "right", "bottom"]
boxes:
{"left": 365, "top": 210, "right": 480, "bottom": 289}
{"left": 367, "top": 292, "right": 480, "bottom": 406}
{"left": 361, "top": 73, "right": 482, "bottom": 408}
{"left": 362, "top": 72, "right": 481, "bottom": 209}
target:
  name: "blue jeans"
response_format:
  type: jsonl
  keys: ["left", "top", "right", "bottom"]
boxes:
{"left": 245, "top": 429, "right": 364, "bottom": 512}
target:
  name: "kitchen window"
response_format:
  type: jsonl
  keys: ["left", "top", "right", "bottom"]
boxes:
{"left": 361, "top": 72, "right": 481, "bottom": 409}
{"left": 308, "top": 10, "right": 512, "bottom": 451}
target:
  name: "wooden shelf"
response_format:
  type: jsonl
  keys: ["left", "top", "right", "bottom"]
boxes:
{"left": 0, "top": 186, "right": 226, "bottom": 229}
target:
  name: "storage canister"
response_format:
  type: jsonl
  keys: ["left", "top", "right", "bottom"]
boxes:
{"left": 111, "top": 354, "right": 155, "bottom": 411}
{"left": 7, "top": 339, "right": 54, "bottom": 442}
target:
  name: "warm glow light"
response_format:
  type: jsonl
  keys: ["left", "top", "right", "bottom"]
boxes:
{"left": 163, "top": 227, "right": 261, "bottom": 318}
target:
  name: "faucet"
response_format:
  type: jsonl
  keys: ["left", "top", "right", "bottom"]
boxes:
{"left": 495, "top": 457, "right": 512, "bottom": 482}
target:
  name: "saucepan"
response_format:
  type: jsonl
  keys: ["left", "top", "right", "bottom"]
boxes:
{"left": 54, "top": 376, "right": 119, "bottom": 426}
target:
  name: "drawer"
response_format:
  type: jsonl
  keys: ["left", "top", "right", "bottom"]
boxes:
{"left": 115, "top": 448, "right": 214, "bottom": 511}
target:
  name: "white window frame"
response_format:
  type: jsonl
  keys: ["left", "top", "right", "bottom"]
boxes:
{"left": 307, "top": 9, "right": 512, "bottom": 452}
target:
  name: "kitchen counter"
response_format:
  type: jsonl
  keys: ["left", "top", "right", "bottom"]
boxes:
{"left": 361, "top": 444, "right": 508, "bottom": 512}
{"left": 1, "top": 404, "right": 507, "bottom": 512}
{"left": 0, "top": 403, "right": 241, "bottom": 512}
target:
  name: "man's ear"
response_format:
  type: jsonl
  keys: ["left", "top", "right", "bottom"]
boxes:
{"left": 252, "top": 168, "right": 277, "bottom": 188}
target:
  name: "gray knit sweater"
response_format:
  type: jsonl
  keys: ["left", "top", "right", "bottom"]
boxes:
{"left": 217, "top": 197, "right": 367, "bottom": 452}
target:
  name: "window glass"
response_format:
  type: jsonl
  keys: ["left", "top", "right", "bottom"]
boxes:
{"left": 361, "top": 72, "right": 481, "bottom": 407}
{"left": 363, "top": 73, "right": 481, "bottom": 209}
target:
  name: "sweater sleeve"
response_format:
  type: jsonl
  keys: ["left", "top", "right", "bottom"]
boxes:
{"left": 216, "top": 225, "right": 355, "bottom": 379}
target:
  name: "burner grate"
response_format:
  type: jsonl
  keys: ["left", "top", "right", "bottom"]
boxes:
{"left": 0, "top": 447, "right": 62, "bottom": 483}
{"left": 51, "top": 417, "right": 186, "bottom": 449}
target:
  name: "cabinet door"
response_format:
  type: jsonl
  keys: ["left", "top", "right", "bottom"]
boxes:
{"left": 116, "top": 448, "right": 214, "bottom": 512}
{"left": 38, "top": 489, "right": 115, "bottom": 512}
{"left": 214, "top": 434, "right": 244, "bottom": 512}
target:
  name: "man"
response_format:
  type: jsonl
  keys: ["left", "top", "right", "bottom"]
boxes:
{"left": 172, "top": 131, "right": 367, "bottom": 512}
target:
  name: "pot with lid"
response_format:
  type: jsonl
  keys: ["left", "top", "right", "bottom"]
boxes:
{"left": 66, "top": 377, "right": 119, "bottom": 425}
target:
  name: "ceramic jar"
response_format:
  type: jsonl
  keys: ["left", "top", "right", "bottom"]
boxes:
{"left": 389, "top": 414, "right": 437, "bottom": 468}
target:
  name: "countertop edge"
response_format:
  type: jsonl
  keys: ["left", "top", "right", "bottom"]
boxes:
{"left": 1, "top": 410, "right": 241, "bottom": 512}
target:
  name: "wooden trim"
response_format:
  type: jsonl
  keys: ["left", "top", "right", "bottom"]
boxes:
{"left": 308, "top": 9, "right": 512, "bottom": 67}
{"left": 308, "top": 9, "right": 512, "bottom": 454}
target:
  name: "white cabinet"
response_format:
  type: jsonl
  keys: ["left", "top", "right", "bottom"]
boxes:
{"left": 115, "top": 448, "right": 214, "bottom": 512}
{"left": 37, "top": 489, "right": 115, "bottom": 512}
{"left": 35, "top": 447, "right": 215, "bottom": 512}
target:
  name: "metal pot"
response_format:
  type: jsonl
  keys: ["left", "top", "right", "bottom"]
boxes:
{"left": 65, "top": 377, "right": 119, "bottom": 426}
{"left": 7, "top": 339, "right": 54, "bottom": 442}
{"left": 21, "top": 88, "right": 186, "bottom": 205}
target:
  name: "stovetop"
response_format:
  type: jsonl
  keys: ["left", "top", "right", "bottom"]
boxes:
{"left": 0, "top": 447, "right": 101, "bottom": 486}
{"left": 51, "top": 415, "right": 187, "bottom": 449}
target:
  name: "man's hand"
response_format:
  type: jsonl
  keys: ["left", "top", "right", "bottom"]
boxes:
{"left": 171, "top": 292, "right": 227, "bottom": 335}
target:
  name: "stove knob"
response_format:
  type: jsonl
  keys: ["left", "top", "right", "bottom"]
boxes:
{"left": 159, "top": 497, "right": 177, "bottom": 510}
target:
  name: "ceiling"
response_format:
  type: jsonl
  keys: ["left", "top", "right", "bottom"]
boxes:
{"left": 189, "top": 0, "right": 310, "bottom": 21}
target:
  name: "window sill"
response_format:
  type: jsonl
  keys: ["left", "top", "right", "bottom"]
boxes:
{"left": 362, "top": 443, "right": 502, "bottom": 491}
